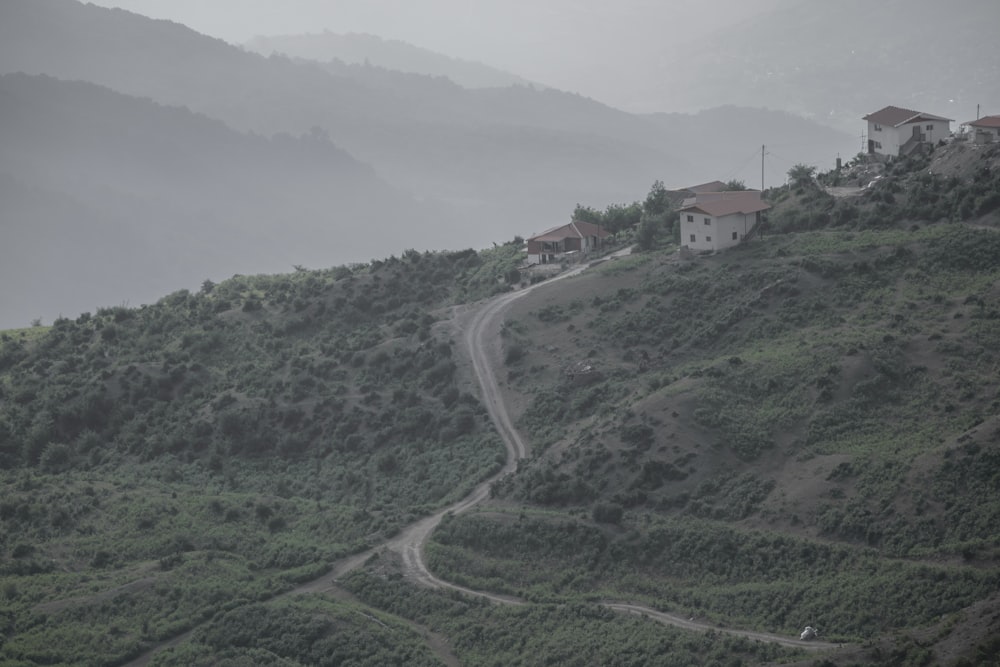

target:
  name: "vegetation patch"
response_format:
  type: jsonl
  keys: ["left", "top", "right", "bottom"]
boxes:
{"left": 427, "top": 511, "right": 1000, "bottom": 640}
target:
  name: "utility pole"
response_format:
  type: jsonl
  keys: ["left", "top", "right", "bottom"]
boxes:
{"left": 760, "top": 145, "right": 767, "bottom": 243}
{"left": 761, "top": 144, "right": 765, "bottom": 192}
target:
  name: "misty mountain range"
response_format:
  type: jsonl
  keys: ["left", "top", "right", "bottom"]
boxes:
{"left": 648, "top": 0, "right": 1000, "bottom": 129}
{"left": 245, "top": 31, "right": 533, "bottom": 90}
{"left": 0, "top": 71, "right": 449, "bottom": 328}
{"left": 0, "top": 0, "right": 900, "bottom": 328}
{"left": 494, "top": 0, "right": 998, "bottom": 126}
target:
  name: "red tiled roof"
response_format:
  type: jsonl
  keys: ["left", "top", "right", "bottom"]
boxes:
{"left": 968, "top": 115, "right": 1000, "bottom": 129}
{"left": 529, "top": 219, "right": 608, "bottom": 243}
{"left": 680, "top": 191, "right": 770, "bottom": 217}
{"left": 685, "top": 180, "right": 728, "bottom": 194}
{"left": 863, "top": 105, "right": 953, "bottom": 126}
{"left": 666, "top": 180, "right": 729, "bottom": 196}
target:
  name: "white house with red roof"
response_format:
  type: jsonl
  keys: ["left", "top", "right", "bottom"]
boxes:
{"left": 863, "top": 106, "right": 953, "bottom": 157}
{"left": 963, "top": 115, "right": 1000, "bottom": 144}
{"left": 526, "top": 220, "right": 608, "bottom": 265}
{"left": 679, "top": 190, "right": 770, "bottom": 253}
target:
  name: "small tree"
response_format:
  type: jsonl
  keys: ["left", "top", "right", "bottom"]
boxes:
{"left": 643, "top": 180, "right": 670, "bottom": 216}
{"left": 602, "top": 202, "right": 642, "bottom": 233}
{"left": 572, "top": 204, "right": 602, "bottom": 224}
{"left": 788, "top": 163, "right": 817, "bottom": 189}
{"left": 724, "top": 179, "right": 747, "bottom": 191}
{"left": 636, "top": 212, "right": 659, "bottom": 251}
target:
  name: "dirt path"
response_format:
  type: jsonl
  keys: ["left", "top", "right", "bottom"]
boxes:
{"left": 824, "top": 185, "right": 865, "bottom": 198}
{"left": 406, "top": 254, "right": 837, "bottom": 652}
{"left": 385, "top": 261, "right": 596, "bottom": 590}
{"left": 123, "top": 262, "right": 589, "bottom": 666}
{"left": 127, "top": 249, "right": 838, "bottom": 663}
{"left": 604, "top": 604, "right": 840, "bottom": 651}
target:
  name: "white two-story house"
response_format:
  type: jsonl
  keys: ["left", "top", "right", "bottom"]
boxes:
{"left": 679, "top": 191, "right": 769, "bottom": 253}
{"left": 863, "top": 106, "right": 953, "bottom": 157}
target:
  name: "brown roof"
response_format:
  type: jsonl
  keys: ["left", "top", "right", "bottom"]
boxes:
{"left": 684, "top": 180, "right": 728, "bottom": 194}
{"left": 665, "top": 181, "right": 730, "bottom": 203}
{"left": 680, "top": 191, "right": 770, "bottom": 217}
{"left": 529, "top": 219, "right": 608, "bottom": 243}
{"left": 863, "top": 105, "right": 953, "bottom": 126}
{"left": 968, "top": 115, "right": 1000, "bottom": 129}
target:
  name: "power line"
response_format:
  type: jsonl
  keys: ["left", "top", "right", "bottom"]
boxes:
{"left": 721, "top": 146, "right": 765, "bottom": 183}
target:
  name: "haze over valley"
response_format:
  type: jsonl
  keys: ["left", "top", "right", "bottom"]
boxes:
{"left": 6, "top": 1, "right": 994, "bottom": 327}
{"left": 3, "top": 3, "right": 1000, "bottom": 666}
{"left": 0, "top": 0, "right": 917, "bottom": 327}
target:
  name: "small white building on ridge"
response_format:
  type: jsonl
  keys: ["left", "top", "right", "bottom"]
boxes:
{"left": 863, "top": 105, "right": 953, "bottom": 157}
{"left": 963, "top": 115, "right": 1000, "bottom": 144}
{"left": 679, "top": 191, "right": 769, "bottom": 253}
{"left": 525, "top": 220, "right": 608, "bottom": 265}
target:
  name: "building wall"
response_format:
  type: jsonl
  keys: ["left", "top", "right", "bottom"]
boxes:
{"left": 525, "top": 235, "right": 601, "bottom": 264}
{"left": 680, "top": 211, "right": 716, "bottom": 252}
{"left": 971, "top": 126, "right": 1000, "bottom": 144}
{"left": 917, "top": 119, "right": 949, "bottom": 145}
{"left": 868, "top": 120, "right": 901, "bottom": 156}
{"left": 870, "top": 118, "right": 951, "bottom": 156}
{"left": 681, "top": 211, "right": 757, "bottom": 252}
{"left": 526, "top": 239, "right": 560, "bottom": 265}
{"left": 714, "top": 213, "right": 753, "bottom": 250}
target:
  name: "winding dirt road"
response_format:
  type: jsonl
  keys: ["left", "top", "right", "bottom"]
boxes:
{"left": 391, "top": 262, "right": 597, "bottom": 596}
{"left": 388, "top": 255, "right": 837, "bottom": 652}
{"left": 128, "top": 253, "right": 837, "bottom": 664}
{"left": 604, "top": 604, "right": 839, "bottom": 650}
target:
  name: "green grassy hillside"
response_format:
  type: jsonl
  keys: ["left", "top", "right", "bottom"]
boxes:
{"left": 423, "top": 145, "right": 1000, "bottom": 664}
{"left": 0, "top": 245, "right": 524, "bottom": 665}
{"left": 2, "top": 143, "right": 1000, "bottom": 666}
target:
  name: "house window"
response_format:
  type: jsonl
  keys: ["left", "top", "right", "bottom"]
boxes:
{"left": 703, "top": 218, "right": 711, "bottom": 225}
{"left": 926, "top": 124, "right": 933, "bottom": 131}
{"left": 689, "top": 234, "right": 696, "bottom": 242}
{"left": 686, "top": 214, "right": 694, "bottom": 222}
{"left": 874, "top": 141, "right": 882, "bottom": 149}
{"left": 706, "top": 236, "right": 712, "bottom": 242}
{"left": 874, "top": 123, "right": 882, "bottom": 131}
{"left": 732, "top": 231, "right": 738, "bottom": 240}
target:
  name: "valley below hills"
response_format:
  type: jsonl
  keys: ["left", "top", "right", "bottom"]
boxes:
{"left": 0, "top": 0, "right": 856, "bottom": 330}
{"left": 1, "top": 141, "right": 1000, "bottom": 665}
{"left": 3, "top": 1, "right": 1000, "bottom": 664}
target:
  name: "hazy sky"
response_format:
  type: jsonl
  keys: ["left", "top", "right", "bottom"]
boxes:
{"left": 83, "top": 0, "right": 774, "bottom": 110}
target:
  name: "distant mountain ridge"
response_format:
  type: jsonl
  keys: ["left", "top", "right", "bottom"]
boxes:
{"left": 245, "top": 31, "right": 534, "bottom": 90}
{"left": 0, "top": 0, "right": 854, "bottom": 197}
{"left": 0, "top": 72, "right": 457, "bottom": 329}
{"left": 649, "top": 0, "right": 1000, "bottom": 131}
{"left": 0, "top": 0, "right": 688, "bottom": 224}
{"left": 0, "top": 0, "right": 856, "bottom": 326}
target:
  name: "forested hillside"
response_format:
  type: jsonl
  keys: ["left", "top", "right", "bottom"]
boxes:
{"left": 424, "top": 144, "right": 1000, "bottom": 665}
{"left": 0, "top": 245, "right": 523, "bottom": 665}
{"left": 2, "top": 142, "right": 1000, "bottom": 665}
